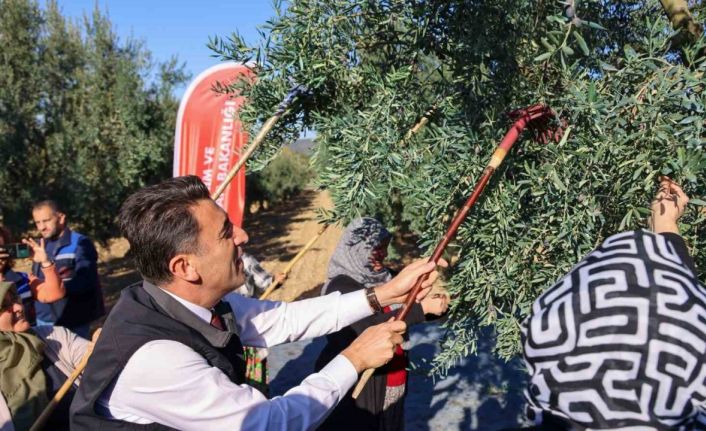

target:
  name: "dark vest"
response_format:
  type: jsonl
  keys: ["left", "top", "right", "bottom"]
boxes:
{"left": 70, "top": 282, "right": 246, "bottom": 430}
{"left": 41, "top": 357, "right": 75, "bottom": 431}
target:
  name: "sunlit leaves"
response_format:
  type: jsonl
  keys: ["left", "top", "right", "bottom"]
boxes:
{"left": 213, "top": 0, "right": 706, "bottom": 369}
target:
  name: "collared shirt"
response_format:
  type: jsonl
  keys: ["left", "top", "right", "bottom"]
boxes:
{"left": 97, "top": 288, "right": 372, "bottom": 430}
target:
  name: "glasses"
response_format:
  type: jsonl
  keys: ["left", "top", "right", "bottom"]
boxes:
{"left": 1, "top": 290, "right": 20, "bottom": 312}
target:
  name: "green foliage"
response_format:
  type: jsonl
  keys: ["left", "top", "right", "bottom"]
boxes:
{"left": 247, "top": 147, "right": 313, "bottom": 208}
{"left": 0, "top": 0, "right": 187, "bottom": 241}
{"left": 213, "top": 0, "right": 706, "bottom": 369}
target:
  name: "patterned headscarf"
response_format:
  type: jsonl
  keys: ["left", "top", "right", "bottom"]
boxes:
{"left": 522, "top": 230, "right": 706, "bottom": 430}
{"left": 322, "top": 217, "right": 392, "bottom": 295}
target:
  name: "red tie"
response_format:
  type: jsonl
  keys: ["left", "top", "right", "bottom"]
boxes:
{"left": 210, "top": 312, "right": 226, "bottom": 331}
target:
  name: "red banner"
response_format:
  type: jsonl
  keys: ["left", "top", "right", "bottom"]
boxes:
{"left": 174, "top": 62, "right": 254, "bottom": 228}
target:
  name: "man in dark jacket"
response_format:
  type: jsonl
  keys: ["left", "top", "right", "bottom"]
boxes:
{"left": 31, "top": 200, "right": 104, "bottom": 338}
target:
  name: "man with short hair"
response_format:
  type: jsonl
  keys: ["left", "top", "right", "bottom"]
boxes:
{"left": 31, "top": 200, "right": 104, "bottom": 338}
{"left": 70, "top": 175, "right": 443, "bottom": 431}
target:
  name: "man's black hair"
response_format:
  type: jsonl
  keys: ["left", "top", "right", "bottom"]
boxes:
{"left": 32, "top": 199, "right": 64, "bottom": 214}
{"left": 118, "top": 175, "right": 210, "bottom": 284}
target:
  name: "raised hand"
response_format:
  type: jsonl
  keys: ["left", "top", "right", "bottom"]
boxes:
{"left": 649, "top": 176, "right": 689, "bottom": 235}
{"left": 421, "top": 292, "right": 449, "bottom": 316}
{"left": 373, "top": 258, "right": 448, "bottom": 307}
{"left": 22, "top": 238, "right": 52, "bottom": 266}
{"left": 273, "top": 272, "right": 287, "bottom": 285}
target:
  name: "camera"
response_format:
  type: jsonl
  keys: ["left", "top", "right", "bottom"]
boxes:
{"left": 0, "top": 243, "right": 31, "bottom": 259}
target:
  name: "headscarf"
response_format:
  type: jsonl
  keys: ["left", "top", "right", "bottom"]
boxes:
{"left": 322, "top": 217, "right": 392, "bottom": 295}
{"left": 522, "top": 230, "right": 706, "bottom": 430}
{"left": 237, "top": 253, "right": 273, "bottom": 298}
{"left": 0, "top": 281, "right": 48, "bottom": 431}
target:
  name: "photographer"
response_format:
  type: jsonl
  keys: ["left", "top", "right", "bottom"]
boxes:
{"left": 0, "top": 226, "right": 66, "bottom": 325}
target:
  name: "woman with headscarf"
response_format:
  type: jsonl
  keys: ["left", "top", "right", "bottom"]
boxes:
{"left": 0, "top": 281, "right": 89, "bottom": 431}
{"left": 0, "top": 227, "right": 65, "bottom": 326}
{"left": 522, "top": 177, "right": 706, "bottom": 430}
{"left": 315, "top": 217, "right": 448, "bottom": 431}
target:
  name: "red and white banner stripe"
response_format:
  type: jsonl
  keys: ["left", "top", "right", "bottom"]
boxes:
{"left": 174, "top": 62, "right": 255, "bottom": 228}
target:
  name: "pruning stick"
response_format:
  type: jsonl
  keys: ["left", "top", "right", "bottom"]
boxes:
{"left": 351, "top": 105, "right": 559, "bottom": 398}
{"left": 259, "top": 225, "right": 328, "bottom": 300}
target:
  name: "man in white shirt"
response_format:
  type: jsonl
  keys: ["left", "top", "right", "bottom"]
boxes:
{"left": 70, "top": 175, "right": 442, "bottom": 431}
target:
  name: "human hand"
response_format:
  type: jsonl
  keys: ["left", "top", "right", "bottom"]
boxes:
{"left": 421, "top": 292, "right": 449, "bottom": 316}
{"left": 274, "top": 272, "right": 287, "bottom": 285}
{"left": 22, "top": 238, "right": 50, "bottom": 265}
{"left": 649, "top": 176, "right": 689, "bottom": 235}
{"left": 374, "top": 258, "right": 448, "bottom": 307}
{"left": 342, "top": 319, "right": 406, "bottom": 373}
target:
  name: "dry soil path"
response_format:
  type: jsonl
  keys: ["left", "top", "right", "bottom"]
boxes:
{"left": 241, "top": 189, "right": 343, "bottom": 301}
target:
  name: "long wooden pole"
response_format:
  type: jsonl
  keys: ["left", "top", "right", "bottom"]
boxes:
{"left": 259, "top": 225, "right": 328, "bottom": 300}
{"left": 351, "top": 105, "right": 559, "bottom": 398}
{"left": 211, "top": 84, "right": 309, "bottom": 201}
{"left": 212, "top": 113, "right": 285, "bottom": 201}
{"left": 30, "top": 329, "right": 102, "bottom": 431}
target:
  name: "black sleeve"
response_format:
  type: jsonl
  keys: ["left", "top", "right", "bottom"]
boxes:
{"left": 661, "top": 232, "right": 697, "bottom": 274}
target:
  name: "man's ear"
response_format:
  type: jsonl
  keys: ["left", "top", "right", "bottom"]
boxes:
{"left": 57, "top": 212, "right": 67, "bottom": 226}
{"left": 169, "top": 254, "right": 200, "bottom": 282}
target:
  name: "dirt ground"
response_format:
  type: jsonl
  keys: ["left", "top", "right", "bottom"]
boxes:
{"left": 239, "top": 189, "right": 343, "bottom": 302}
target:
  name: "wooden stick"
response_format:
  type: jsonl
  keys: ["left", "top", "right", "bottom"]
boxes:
{"left": 211, "top": 83, "right": 310, "bottom": 201}
{"left": 212, "top": 112, "right": 285, "bottom": 201}
{"left": 30, "top": 329, "right": 102, "bottom": 431}
{"left": 259, "top": 225, "right": 328, "bottom": 300}
{"left": 398, "top": 105, "right": 436, "bottom": 147}
{"left": 352, "top": 105, "right": 560, "bottom": 399}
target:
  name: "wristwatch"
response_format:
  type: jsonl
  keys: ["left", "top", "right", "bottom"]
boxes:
{"left": 41, "top": 260, "right": 55, "bottom": 269}
{"left": 364, "top": 287, "right": 383, "bottom": 314}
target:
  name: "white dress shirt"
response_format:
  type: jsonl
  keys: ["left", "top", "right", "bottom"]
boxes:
{"left": 97, "top": 288, "right": 373, "bottom": 430}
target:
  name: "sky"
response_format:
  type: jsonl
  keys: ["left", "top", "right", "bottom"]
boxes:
{"left": 43, "top": 0, "right": 280, "bottom": 96}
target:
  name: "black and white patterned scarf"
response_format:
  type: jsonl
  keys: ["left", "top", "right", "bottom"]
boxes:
{"left": 523, "top": 230, "right": 706, "bottom": 430}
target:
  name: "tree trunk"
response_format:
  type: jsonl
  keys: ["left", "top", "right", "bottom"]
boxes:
{"left": 659, "top": 0, "right": 703, "bottom": 46}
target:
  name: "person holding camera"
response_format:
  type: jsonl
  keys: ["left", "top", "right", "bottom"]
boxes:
{"left": 236, "top": 253, "right": 287, "bottom": 396}
{"left": 0, "top": 226, "right": 66, "bottom": 326}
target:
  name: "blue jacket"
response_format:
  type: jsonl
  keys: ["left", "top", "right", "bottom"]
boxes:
{"left": 32, "top": 228, "right": 105, "bottom": 328}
